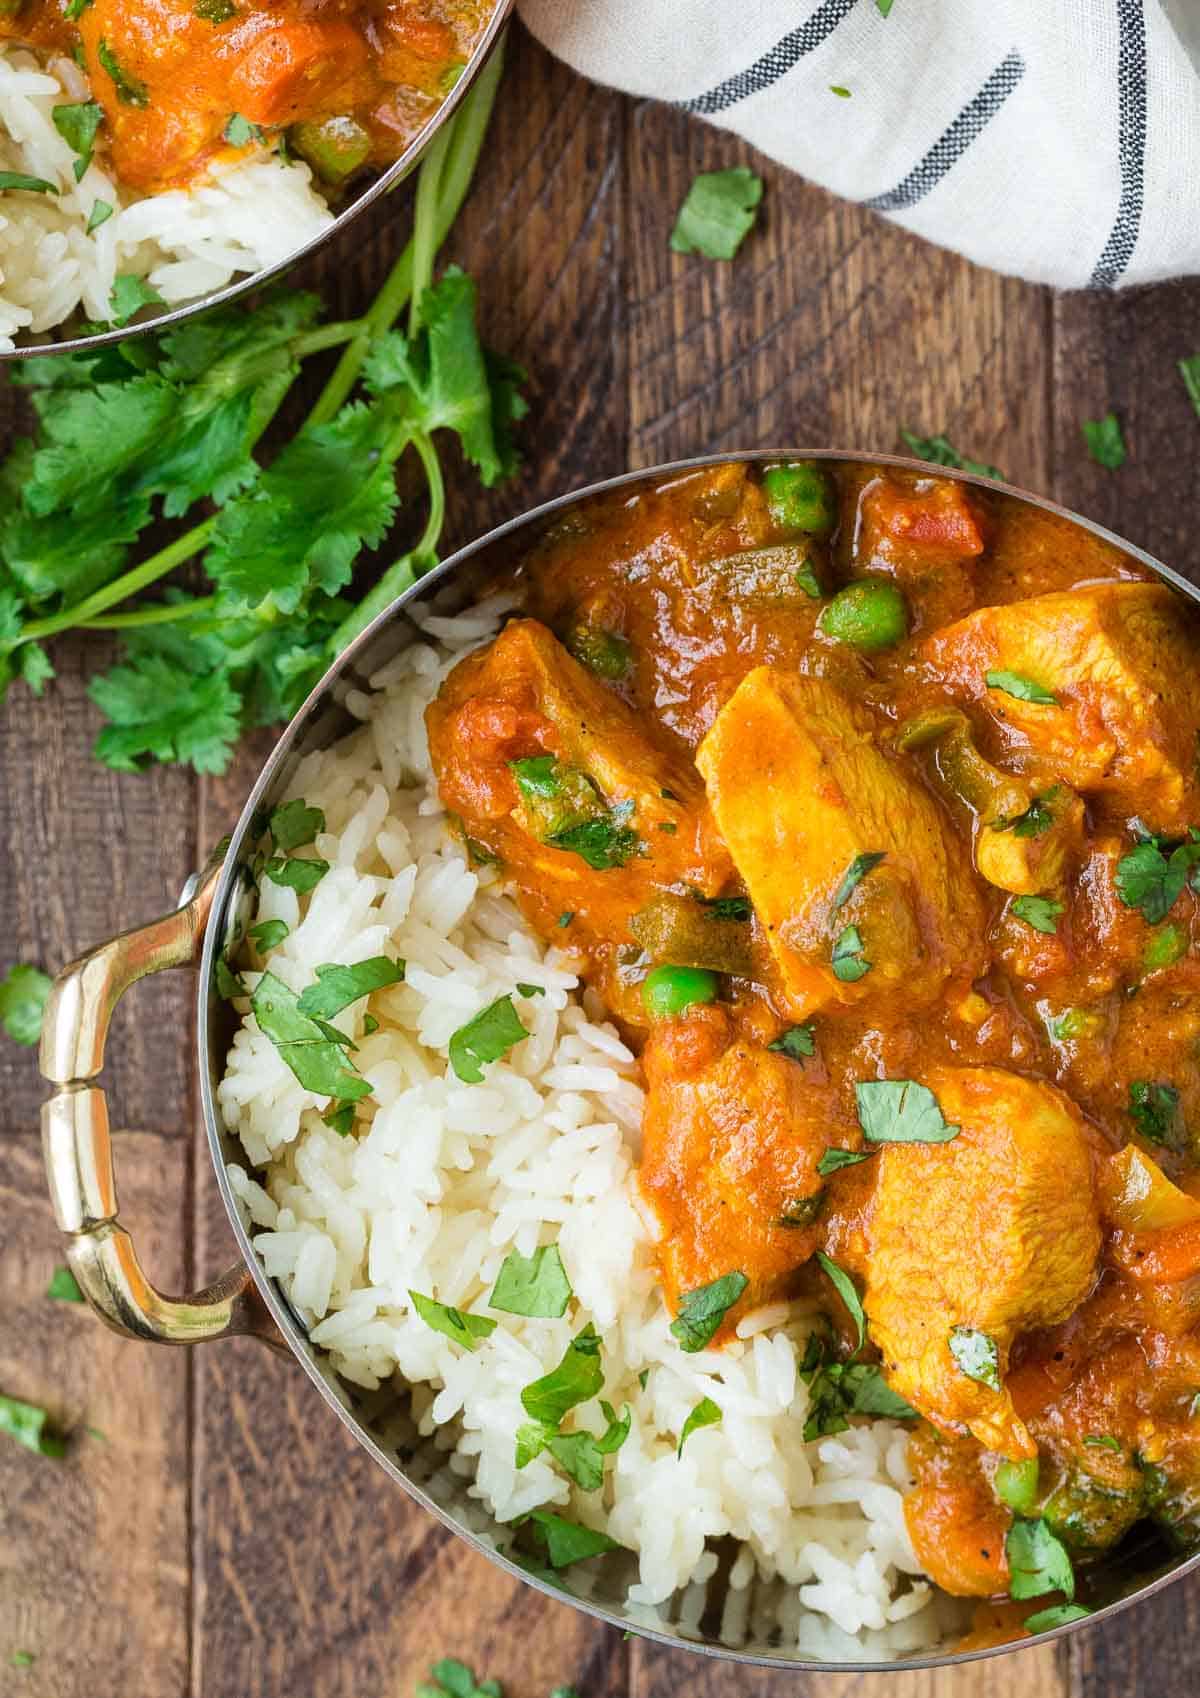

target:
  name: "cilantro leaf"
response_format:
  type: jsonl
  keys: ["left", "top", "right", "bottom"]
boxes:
{"left": 1082, "top": 412, "right": 1126, "bottom": 469}
{"left": 900, "top": 430, "right": 1002, "bottom": 480}
{"left": 547, "top": 808, "right": 641, "bottom": 871}
{"left": 669, "top": 167, "right": 763, "bottom": 261}
{"left": 223, "top": 113, "right": 265, "bottom": 148}
{"left": 768, "top": 1023, "right": 815, "bottom": 1061}
{"left": 89, "top": 651, "right": 242, "bottom": 774}
{"left": 322, "top": 1101, "right": 357, "bottom": 1136}
{"left": 268, "top": 796, "right": 325, "bottom": 850}
{"left": 876, "top": 0, "right": 895, "bottom": 14}
{"left": 263, "top": 855, "right": 329, "bottom": 892}
{"left": 296, "top": 957, "right": 404, "bottom": 1020}
{"left": 0, "top": 1393, "right": 67, "bottom": 1457}
{"left": 1129, "top": 1080, "right": 1186, "bottom": 1151}
{"left": 948, "top": 1325, "right": 1001, "bottom": 1390}
{"left": 250, "top": 971, "right": 373, "bottom": 1101}
{"left": 520, "top": 1325, "right": 604, "bottom": 1426}
{"left": 87, "top": 199, "right": 113, "bottom": 233}
{"left": 248, "top": 920, "right": 289, "bottom": 951}
{"left": 669, "top": 1270, "right": 748, "bottom": 1352}
{"left": 0, "top": 172, "right": 57, "bottom": 195}
{"left": 832, "top": 850, "right": 886, "bottom": 910}
{"left": 489, "top": 1244, "right": 572, "bottom": 1318}
{"left": 195, "top": 0, "right": 238, "bottom": 17}
{"left": 97, "top": 39, "right": 150, "bottom": 106}
{"left": 541, "top": 1414, "right": 628, "bottom": 1492}
{"left": 0, "top": 963, "right": 52, "bottom": 1046}
{"left": 52, "top": 101, "right": 104, "bottom": 180}
{"left": 525, "top": 1509, "right": 622, "bottom": 1568}
{"left": 1025, "top": 1604, "right": 1090, "bottom": 1633}
{"left": 447, "top": 994, "right": 527, "bottom": 1083}
{"left": 46, "top": 1265, "right": 84, "bottom": 1302}
{"left": 409, "top": 1290, "right": 496, "bottom": 1352}
{"left": 1011, "top": 895, "right": 1064, "bottom": 935}
{"left": 855, "top": 1078, "right": 959, "bottom": 1144}
{"left": 1180, "top": 354, "right": 1200, "bottom": 422}
{"left": 799, "top": 1335, "right": 917, "bottom": 1440}
{"left": 831, "top": 923, "right": 870, "bottom": 981}
{"left": 994, "top": 792, "right": 1057, "bottom": 838}
{"left": 817, "top": 1146, "right": 874, "bottom": 1176}
{"left": 1116, "top": 838, "right": 1200, "bottom": 924}
{"left": 1007, "top": 1518, "right": 1076, "bottom": 1602}
{"left": 678, "top": 1396, "right": 721, "bottom": 1456}
{"left": 986, "top": 670, "right": 1058, "bottom": 705}
{"left": 815, "top": 1251, "right": 866, "bottom": 1351}
{"left": 109, "top": 274, "right": 167, "bottom": 329}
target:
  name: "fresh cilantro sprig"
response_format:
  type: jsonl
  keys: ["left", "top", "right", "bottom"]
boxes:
{"left": 0, "top": 45, "right": 520, "bottom": 776}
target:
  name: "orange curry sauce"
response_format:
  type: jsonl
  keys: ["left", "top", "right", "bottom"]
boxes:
{"left": 425, "top": 460, "right": 1200, "bottom": 1606}
{"left": 3, "top": 0, "right": 491, "bottom": 192}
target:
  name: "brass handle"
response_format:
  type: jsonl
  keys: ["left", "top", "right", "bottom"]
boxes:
{"left": 40, "top": 857, "right": 282, "bottom": 1348}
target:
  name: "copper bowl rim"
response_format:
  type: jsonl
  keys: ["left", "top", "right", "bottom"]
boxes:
{"left": 0, "top": 0, "right": 513, "bottom": 363}
{"left": 197, "top": 449, "right": 1200, "bottom": 1671}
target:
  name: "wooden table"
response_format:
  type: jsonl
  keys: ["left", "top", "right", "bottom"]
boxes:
{"left": 3, "top": 23, "right": 1200, "bottom": 1698}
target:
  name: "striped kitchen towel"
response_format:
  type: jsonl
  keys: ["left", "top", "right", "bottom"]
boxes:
{"left": 516, "top": 0, "right": 1200, "bottom": 290}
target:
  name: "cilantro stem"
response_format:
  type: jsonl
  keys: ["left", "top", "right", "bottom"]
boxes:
{"left": 291, "top": 320, "right": 368, "bottom": 358}
{"left": 304, "top": 33, "right": 506, "bottom": 429}
{"left": 412, "top": 430, "right": 446, "bottom": 557}
{"left": 409, "top": 124, "right": 452, "bottom": 338}
{"left": 79, "top": 595, "right": 215, "bottom": 630}
{"left": 21, "top": 520, "right": 216, "bottom": 642}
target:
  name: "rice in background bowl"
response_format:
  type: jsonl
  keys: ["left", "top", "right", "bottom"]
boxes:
{"left": 216, "top": 593, "right": 961, "bottom": 1661}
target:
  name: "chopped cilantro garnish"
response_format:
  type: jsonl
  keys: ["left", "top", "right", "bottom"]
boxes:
{"left": 195, "top": 0, "right": 237, "bottom": 18}
{"left": 263, "top": 854, "right": 329, "bottom": 893}
{"left": 269, "top": 798, "right": 325, "bottom": 850}
{"left": 46, "top": 1265, "right": 84, "bottom": 1302}
{"left": 409, "top": 1291, "right": 496, "bottom": 1351}
{"left": 677, "top": 1396, "right": 721, "bottom": 1455}
{"left": 986, "top": 670, "right": 1058, "bottom": 705}
{"left": 520, "top": 1325, "right": 603, "bottom": 1425}
{"left": 97, "top": 40, "right": 150, "bottom": 107}
{"left": 669, "top": 167, "right": 763, "bottom": 261}
{"left": 799, "top": 1333, "right": 917, "bottom": 1440}
{"left": 817, "top": 1146, "right": 874, "bottom": 1176}
{"left": 296, "top": 957, "right": 404, "bottom": 1020}
{"left": 248, "top": 918, "right": 289, "bottom": 951}
{"left": 1180, "top": 354, "right": 1200, "bottom": 422}
{"left": 1129, "top": 1080, "right": 1186, "bottom": 1150}
{"left": 547, "top": 808, "right": 641, "bottom": 870}
{"left": 768, "top": 1023, "right": 815, "bottom": 1061}
{"left": 250, "top": 971, "right": 372, "bottom": 1101}
{"left": 900, "top": 430, "right": 1002, "bottom": 480}
{"left": 670, "top": 1271, "right": 748, "bottom": 1352}
{"left": 0, "top": 963, "right": 52, "bottom": 1046}
{"left": 830, "top": 84, "right": 851, "bottom": 98}
{"left": 509, "top": 754, "right": 560, "bottom": 799}
{"left": 815, "top": 1251, "right": 865, "bottom": 1351}
{"left": 524, "top": 1509, "right": 622, "bottom": 1568}
{"left": 695, "top": 892, "right": 752, "bottom": 922}
{"left": 855, "top": 1079, "right": 959, "bottom": 1144}
{"left": 1011, "top": 894, "right": 1063, "bottom": 935}
{"left": 832, "top": 850, "right": 886, "bottom": 910}
{"left": 223, "top": 113, "right": 265, "bottom": 149}
{"left": 556, "top": 911, "right": 574, "bottom": 928}
{"left": 1006, "top": 1517, "right": 1076, "bottom": 1602}
{"left": 948, "top": 1325, "right": 1001, "bottom": 1390}
{"left": 1116, "top": 835, "right": 1200, "bottom": 924}
{"left": 489, "top": 1244, "right": 572, "bottom": 1318}
{"left": 322, "top": 1101, "right": 357, "bottom": 1136}
{"left": 0, "top": 172, "right": 57, "bottom": 195}
{"left": 994, "top": 792, "right": 1057, "bottom": 837}
{"left": 1082, "top": 412, "right": 1127, "bottom": 469}
{"left": 1084, "top": 1434, "right": 1122, "bottom": 1452}
{"left": 51, "top": 100, "right": 103, "bottom": 180}
{"left": 86, "top": 199, "right": 113, "bottom": 233}
{"left": 0, "top": 1393, "right": 66, "bottom": 1457}
{"left": 447, "top": 994, "right": 527, "bottom": 1083}
{"left": 1024, "top": 1603, "right": 1090, "bottom": 1633}
{"left": 831, "top": 923, "right": 870, "bottom": 981}
{"left": 109, "top": 274, "right": 166, "bottom": 328}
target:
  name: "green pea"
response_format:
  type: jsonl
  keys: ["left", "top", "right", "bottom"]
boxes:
{"left": 641, "top": 965, "right": 719, "bottom": 1020}
{"left": 995, "top": 1455, "right": 1040, "bottom": 1515}
{"left": 818, "top": 579, "right": 908, "bottom": 652}
{"left": 762, "top": 462, "right": 836, "bottom": 535}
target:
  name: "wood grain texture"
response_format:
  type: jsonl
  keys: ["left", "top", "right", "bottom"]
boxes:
{"left": 4, "top": 19, "right": 1200, "bottom": 1698}
{"left": 0, "top": 1134, "right": 189, "bottom": 1694}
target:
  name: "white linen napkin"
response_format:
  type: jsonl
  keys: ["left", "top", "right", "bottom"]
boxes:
{"left": 516, "top": 0, "right": 1200, "bottom": 290}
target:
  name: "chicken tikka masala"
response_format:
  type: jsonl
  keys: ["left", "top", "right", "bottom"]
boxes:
{"left": 427, "top": 457, "right": 1200, "bottom": 1608}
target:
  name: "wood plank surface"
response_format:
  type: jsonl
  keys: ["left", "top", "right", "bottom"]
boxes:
{"left": 2, "top": 19, "right": 1200, "bottom": 1698}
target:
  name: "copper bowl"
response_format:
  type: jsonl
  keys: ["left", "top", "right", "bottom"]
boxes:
{"left": 38, "top": 452, "right": 1200, "bottom": 1670}
{"left": 1, "top": 2, "right": 512, "bottom": 361}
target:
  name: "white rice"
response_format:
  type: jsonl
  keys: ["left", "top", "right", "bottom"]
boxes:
{"left": 218, "top": 595, "right": 955, "bottom": 1659}
{"left": 0, "top": 42, "right": 332, "bottom": 349}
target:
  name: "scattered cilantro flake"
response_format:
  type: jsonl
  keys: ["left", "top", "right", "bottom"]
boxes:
{"left": 525, "top": 1402, "right": 631, "bottom": 1491}
{"left": 525, "top": 1509, "right": 621, "bottom": 1568}
{"left": 1011, "top": 894, "right": 1063, "bottom": 935}
{"left": 900, "top": 430, "right": 1002, "bottom": 480}
{"left": 448, "top": 994, "right": 527, "bottom": 1084}
{"left": 52, "top": 100, "right": 103, "bottom": 180}
{"left": 1007, "top": 1517, "right": 1076, "bottom": 1602}
{"left": 948, "top": 1325, "right": 1001, "bottom": 1390}
{"left": 669, "top": 167, "right": 763, "bottom": 261}
{"left": 1116, "top": 837, "right": 1200, "bottom": 924}
{"left": 296, "top": 957, "right": 404, "bottom": 1020}
{"left": 11, "top": 1651, "right": 35, "bottom": 1670}
{"left": 408, "top": 1290, "right": 496, "bottom": 1352}
{"left": 557, "top": 911, "right": 574, "bottom": 928}
{"left": 986, "top": 670, "right": 1058, "bottom": 705}
{"left": 831, "top": 923, "right": 870, "bottom": 981}
{"left": 223, "top": 113, "right": 265, "bottom": 149}
{"left": 1180, "top": 354, "right": 1200, "bottom": 422}
{"left": 489, "top": 1244, "right": 572, "bottom": 1318}
{"left": 855, "top": 1078, "right": 959, "bottom": 1144}
{"left": 109, "top": 273, "right": 166, "bottom": 328}
{"left": 249, "top": 971, "right": 372, "bottom": 1101}
{"left": 248, "top": 918, "right": 289, "bottom": 951}
{"left": 97, "top": 40, "right": 150, "bottom": 107}
{"left": 994, "top": 792, "right": 1056, "bottom": 837}
{"left": 1084, "top": 1434, "right": 1122, "bottom": 1452}
{"left": 547, "top": 807, "right": 641, "bottom": 871}
{"left": 415, "top": 1659, "right": 500, "bottom": 1698}
{"left": 509, "top": 754, "right": 560, "bottom": 798}
{"left": 778, "top": 1191, "right": 825, "bottom": 1228}
{"left": 799, "top": 1335, "right": 918, "bottom": 1440}
{"left": 520, "top": 1325, "right": 603, "bottom": 1425}
{"left": 270, "top": 798, "right": 325, "bottom": 850}
{"left": 830, "top": 84, "right": 851, "bottom": 98}
{"left": 1144, "top": 921, "right": 1187, "bottom": 971}
{"left": 1082, "top": 412, "right": 1126, "bottom": 469}
{"left": 263, "top": 854, "right": 329, "bottom": 893}
{"left": 669, "top": 1271, "right": 748, "bottom": 1353}
{"left": 795, "top": 559, "right": 823, "bottom": 598}
{"left": 1025, "top": 1603, "right": 1090, "bottom": 1633}
{"left": 0, "top": 1393, "right": 67, "bottom": 1457}
{"left": 46, "top": 1265, "right": 84, "bottom": 1302}
{"left": 214, "top": 954, "right": 246, "bottom": 1001}
{"left": 832, "top": 850, "right": 885, "bottom": 910}
{"left": 768, "top": 1023, "right": 815, "bottom": 1061}
{"left": 66, "top": 0, "right": 93, "bottom": 15}
{"left": 695, "top": 892, "right": 752, "bottom": 922}
{"left": 817, "top": 1146, "right": 874, "bottom": 1177}
{"left": 0, "top": 963, "right": 52, "bottom": 1046}
{"left": 322, "top": 1101, "right": 356, "bottom": 1137}
{"left": 815, "top": 1251, "right": 865, "bottom": 1351}
{"left": 516, "top": 982, "right": 544, "bottom": 998}
{"left": 1129, "top": 1080, "right": 1186, "bottom": 1150}
{"left": 876, "top": 0, "right": 895, "bottom": 13}
{"left": 678, "top": 1396, "right": 721, "bottom": 1455}
{"left": 86, "top": 199, "right": 113, "bottom": 233}
{"left": 195, "top": 0, "right": 237, "bottom": 18}
{"left": 0, "top": 172, "right": 57, "bottom": 195}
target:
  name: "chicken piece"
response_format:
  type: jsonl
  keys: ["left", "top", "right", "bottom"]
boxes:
{"left": 638, "top": 1005, "right": 855, "bottom": 1327}
{"left": 921, "top": 583, "right": 1200, "bottom": 830}
{"left": 426, "top": 620, "right": 731, "bottom": 1011}
{"left": 857, "top": 475, "right": 987, "bottom": 574}
{"left": 897, "top": 708, "right": 1085, "bottom": 896}
{"left": 696, "top": 670, "right": 985, "bottom": 1018}
{"left": 905, "top": 1424, "right": 1012, "bottom": 1598}
{"left": 865, "top": 1067, "right": 1101, "bottom": 1460}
